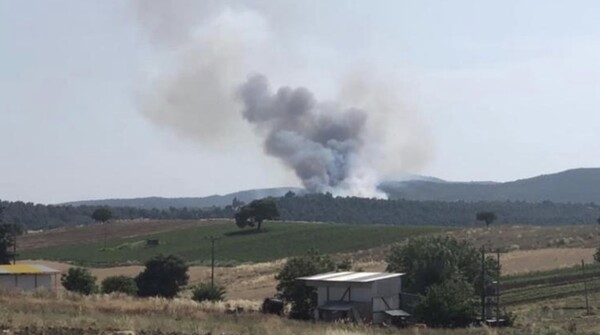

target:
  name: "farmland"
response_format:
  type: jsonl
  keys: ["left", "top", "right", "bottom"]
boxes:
{"left": 11, "top": 220, "right": 600, "bottom": 333}
{"left": 19, "top": 220, "right": 442, "bottom": 267}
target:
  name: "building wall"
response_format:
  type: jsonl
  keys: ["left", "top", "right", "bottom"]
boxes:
{"left": 313, "top": 279, "right": 402, "bottom": 324}
{"left": 316, "top": 284, "right": 373, "bottom": 305}
{"left": 372, "top": 277, "right": 402, "bottom": 297}
{"left": 0, "top": 274, "right": 54, "bottom": 291}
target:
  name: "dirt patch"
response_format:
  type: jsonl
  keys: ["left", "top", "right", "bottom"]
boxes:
{"left": 449, "top": 225, "right": 600, "bottom": 251}
{"left": 500, "top": 247, "right": 596, "bottom": 275}
{"left": 19, "top": 219, "right": 230, "bottom": 251}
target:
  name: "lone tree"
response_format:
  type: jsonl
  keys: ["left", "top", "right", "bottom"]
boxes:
{"left": 234, "top": 198, "right": 279, "bottom": 231}
{"left": 92, "top": 207, "right": 112, "bottom": 223}
{"left": 136, "top": 254, "right": 189, "bottom": 298}
{"left": 476, "top": 211, "right": 497, "bottom": 228}
{"left": 92, "top": 208, "right": 113, "bottom": 250}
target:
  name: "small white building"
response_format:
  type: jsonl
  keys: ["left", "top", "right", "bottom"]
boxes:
{"left": 298, "top": 271, "right": 408, "bottom": 324}
{"left": 0, "top": 264, "right": 60, "bottom": 291}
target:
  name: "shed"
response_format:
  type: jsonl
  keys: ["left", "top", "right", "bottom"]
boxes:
{"left": 0, "top": 264, "right": 60, "bottom": 291}
{"left": 297, "top": 271, "right": 409, "bottom": 324}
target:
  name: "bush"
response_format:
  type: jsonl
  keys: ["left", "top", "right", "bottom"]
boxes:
{"left": 101, "top": 275, "right": 137, "bottom": 295}
{"left": 275, "top": 249, "right": 337, "bottom": 320}
{"left": 135, "top": 254, "right": 189, "bottom": 298}
{"left": 386, "top": 235, "right": 498, "bottom": 295}
{"left": 414, "top": 277, "right": 477, "bottom": 327}
{"left": 61, "top": 267, "right": 97, "bottom": 295}
{"left": 595, "top": 247, "right": 600, "bottom": 263}
{"left": 192, "top": 283, "right": 226, "bottom": 302}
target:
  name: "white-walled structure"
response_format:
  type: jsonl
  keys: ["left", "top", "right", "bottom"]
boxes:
{"left": 298, "top": 271, "right": 407, "bottom": 324}
{"left": 0, "top": 264, "right": 59, "bottom": 291}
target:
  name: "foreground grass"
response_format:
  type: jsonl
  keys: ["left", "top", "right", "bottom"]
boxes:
{"left": 0, "top": 290, "right": 596, "bottom": 335}
{"left": 19, "top": 222, "right": 442, "bottom": 267}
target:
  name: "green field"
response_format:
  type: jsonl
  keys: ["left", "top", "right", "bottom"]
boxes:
{"left": 20, "top": 221, "right": 442, "bottom": 267}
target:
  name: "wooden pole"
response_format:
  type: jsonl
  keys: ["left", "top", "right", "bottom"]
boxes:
{"left": 481, "top": 245, "right": 486, "bottom": 323}
{"left": 582, "top": 259, "right": 590, "bottom": 315}
{"left": 211, "top": 237, "right": 215, "bottom": 288}
{"left": 12, "top": 234, "right": 17, "bottom": 265}
{"left": 496, "top": 249, "right": 501, "bottom": 323}
{"left": 205, "top": 236, "right": 220, "bottom": 289}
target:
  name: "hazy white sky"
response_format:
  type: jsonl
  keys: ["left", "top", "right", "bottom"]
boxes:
{"left": 1, "top": 0, "right": 599, "bottom": 204}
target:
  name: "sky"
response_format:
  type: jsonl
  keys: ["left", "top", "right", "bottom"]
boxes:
{"left": 1, "top": 0, "right": 600, "bottom": 204}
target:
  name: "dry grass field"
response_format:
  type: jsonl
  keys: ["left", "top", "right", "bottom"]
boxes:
{"left": 0, "top": 290, "right": 594, "bottom": 335}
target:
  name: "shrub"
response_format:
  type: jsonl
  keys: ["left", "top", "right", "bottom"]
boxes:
{"left": 414, "top": 277, "right": 477, "bottom": 327}
{"left": 594, "top": 247, "right": 600, "bottom": 263}
{"left": 101, "top": 275, "right": 137, "bottom": 295}
{"left": 386, "top": 235, "right": 498, "bottom": 295}
{"left": 61, "top": 267, "right": 97, "bottom": 295}
{"left": 192, "top": 283, "right": 226, "bottom": 302}
{"left": 135, "top": 254, "right": 189, "bottom": 298}
{"left": 275, "top": 249, "right": 337, "bottom": 320}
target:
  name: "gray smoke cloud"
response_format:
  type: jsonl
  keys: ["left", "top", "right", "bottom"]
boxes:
{"left": 237, "top": 74, "right": 367, "bottom": 192}
{"left": 133, "top": 1, "right": 432, "bottom": 198}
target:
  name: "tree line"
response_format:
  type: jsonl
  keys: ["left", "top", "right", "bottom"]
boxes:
{"left": 2, "top": 192, "right": 600, "bottom": 230}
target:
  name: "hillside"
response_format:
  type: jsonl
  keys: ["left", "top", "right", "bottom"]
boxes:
{"left": 381, "top": 168, "right": 600, "bottom": 203}
{"left": 62, "top": 187, "right": 304, "bottom": 209}
{"left": 62, "top": 168, "right": 600, "bottom": 209}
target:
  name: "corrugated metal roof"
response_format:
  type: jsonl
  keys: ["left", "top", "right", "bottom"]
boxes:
{"left": 0, "top": 264, "right": 60, "bottom": 275}
{"left": 298, "top": 271, "right": 404, "bottom": 283}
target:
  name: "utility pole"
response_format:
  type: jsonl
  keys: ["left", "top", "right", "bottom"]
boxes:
{"left": 582, "top": 259, "right": 590, "bottom": 315}
{"left": 496, "top": 249, "right": 501, "bottom": 324}
{"left": 481, "top": 245, "right": 486, "bottom": 323}
{"left": 206, "top": 236, "right": 220, "bottom": 288}
{"left": 12, "top": 233, "right": 17, "bottom": 265}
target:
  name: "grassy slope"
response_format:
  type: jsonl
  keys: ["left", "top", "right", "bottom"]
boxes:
{"left": 20, "top": 221, "right": 441, "bottom": 267}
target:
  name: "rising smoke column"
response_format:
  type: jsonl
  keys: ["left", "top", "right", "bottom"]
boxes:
{"left": 133, "top": 2, "right": 432, "bottom": 198}
{"left": 238, "top": 74, "right": 368, "bottom": 193}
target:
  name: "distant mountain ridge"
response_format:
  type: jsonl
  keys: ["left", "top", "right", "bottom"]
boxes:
{"left": 62, "top": 168, "right": 600, "bottom": 209}
{"left": 381, "top": 168, "right": 600, "bottom": 203}
{"left": 63, "top": 187, "right": 304, "bottom": 209}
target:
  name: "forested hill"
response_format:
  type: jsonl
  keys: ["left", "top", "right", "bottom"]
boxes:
{"left": 277, "top": 193, "right": 600, "bottom": 226}
{"left": 62, "top": 187, "right": 303, "bottom": 209}
{"left": 61, "top": 168, "right": 600, "bottom": 208}
{"left": 381, "top": 168, "right": 600, "bottom": 203}
{"left": 2, "top": 193, "right": 600, "bottom": 230}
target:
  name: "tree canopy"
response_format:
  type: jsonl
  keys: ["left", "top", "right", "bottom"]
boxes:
{"left": 61, "top": 267, "right": 98, "bottom": 295}
{"left": 2, "top": 195, "right": 599, "bottom": 231}
{"left": 92, "top": 208, "right": 112, "bottom": 223}
{"left": 135, "top": 254, "right": 189, "bottom": 298}
{"left": 386, "top": 236, "right": 499, "bottom": 326}
{"left": 476, "top": 211, "right": 497, "bottom": 227}
{"left": 235, "top": 198, "right": 279, "bottom": 230}
{"left": 0, "top": 207, "right": 23, "bottom": 265}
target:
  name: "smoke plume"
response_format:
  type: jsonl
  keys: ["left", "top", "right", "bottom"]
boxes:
{"left": 134, "top": 2, "right": 431, "bottom": 198}
{"left": 237, "top": 74, "right": 368, "bottom": 193}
